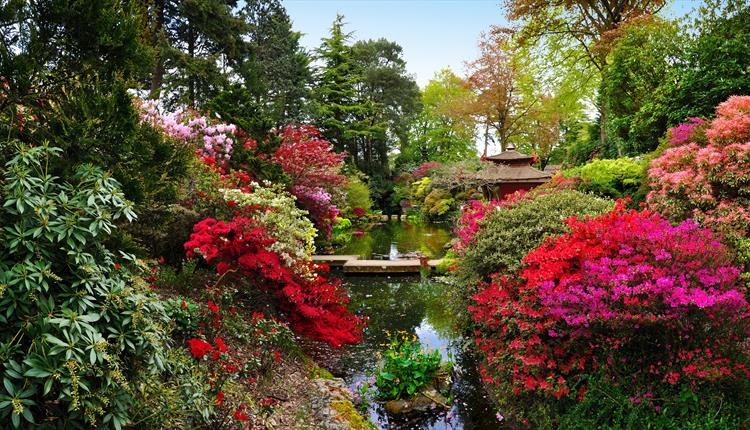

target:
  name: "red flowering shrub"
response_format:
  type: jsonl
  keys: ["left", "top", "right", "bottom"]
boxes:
{"left": 470, "top": 203, "right": 750, "bottom": 400}
{"left": 273, "top": 125, "right": 347, "bottom": 232}
{"left": 648, "top": 96, "right": 750, "bottom": 264}
{"left": 412, "top": 161, "right": 442, "bottom": 179}
{"left": 185, "top": 216, "right": 362, "bottom": 346}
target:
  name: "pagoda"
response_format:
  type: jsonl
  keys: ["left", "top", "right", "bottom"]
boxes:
{"left": 470, "top": 143, "right": 551, "bottom": 199}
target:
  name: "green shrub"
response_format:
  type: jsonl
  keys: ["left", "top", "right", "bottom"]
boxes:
{"left": 375, "top": 334, "right": 445, "bottom": 400}
{"left": 456, "top": 190, "right": 614, "bottom": 286}
{"left": 422, "top": 188, "right": 455, "bottom": 220}
{"left": 345, "top": 178, "right": 373, "bottom": 213}
{"left": 561, "top": 157, "right": 646, "bottom": 201}
{"left": 556, "top": 378, "right": 750, "bottom": 430}
{"left": 0, "top": 143, "right": 169, "bottom": 428}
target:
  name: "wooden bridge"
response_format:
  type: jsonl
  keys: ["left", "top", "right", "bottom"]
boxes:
{"left": 311, "top": 255, "right": 442, "bottom": 274}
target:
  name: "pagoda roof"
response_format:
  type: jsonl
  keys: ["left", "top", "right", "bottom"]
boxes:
{"left": 485, "top": 149, "right": 534, "bottom": 163}
{"left": 467, "top": 163, "right": 551, "bottom": 184}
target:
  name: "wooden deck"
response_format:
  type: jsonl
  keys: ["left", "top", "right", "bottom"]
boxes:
{"left": 312, "top": 255, "right": 442, "bottom": 274}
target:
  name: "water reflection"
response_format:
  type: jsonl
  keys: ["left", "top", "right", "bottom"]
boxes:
{"left": 336, "top": 221, "right": 452, "bottom": 259}
{"left": 309, "top": 277, "right": 503, "bottom": 430}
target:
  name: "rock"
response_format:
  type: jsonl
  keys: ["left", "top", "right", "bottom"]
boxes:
{"left": 383, "top": 389, "right": 450, "bottom": 415}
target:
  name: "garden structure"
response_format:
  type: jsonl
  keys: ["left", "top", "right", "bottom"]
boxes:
{"left": 469, "top": 143, "right": 551, "bottom": 199}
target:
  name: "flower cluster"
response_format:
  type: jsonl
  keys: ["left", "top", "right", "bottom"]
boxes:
{"left": 454, "top": 192, "right": 526, "bottom": 252}
{"left": 185, "top": 216, "right": 363, "bottom": 346}
{"left": 273, "top": 126, "right": 347, "bottom": 234}
{"left": 136, "top": 98, "right": 237, "bottom": 161}
{"left": 648, "top": 96, "right": 750, "bottom": 256}
{"left": 470, "top": 203, "right": 750, "bottom": 399}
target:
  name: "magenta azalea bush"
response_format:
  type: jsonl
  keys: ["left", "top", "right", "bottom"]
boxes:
{"left": 470, "top": 203, "right": 750, "bottom": 405}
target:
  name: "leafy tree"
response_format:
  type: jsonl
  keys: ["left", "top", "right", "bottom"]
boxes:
{"left": 399, "top": 69, "right": 477, "bottom": 167}
{"left": 601, "top": 16, "right": 685, "bottom": 155}
{"left": 311, "top": 15, "right": 371, "bottom": 161}
{"left": 465, "top": 27, "right": 538, "bottom": 155}
{"left": 350, "top": 38, "right": 421, "bottom": 176}
{"left": 505, "top": 0, "right": 668, "bottom": 147}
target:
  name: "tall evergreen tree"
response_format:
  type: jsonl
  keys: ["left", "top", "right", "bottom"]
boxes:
{"left": 147, "top": 0, "right": 247, "bottom": 108}
{"left": 241, "top": 0, "right": 312, "bottom": 127}
{"left": 312, "top": 15, "right": 371, "bottom": 165}
{"left": 351, "top": 38, "right": 421, "bottom": 176}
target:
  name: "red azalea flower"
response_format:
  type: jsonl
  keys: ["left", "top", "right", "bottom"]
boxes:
{"left": 207, "top": 300, "right": 219, "bottom": 313}
{"left": 274, "top": 350, "right": 281, "bottom": 362}
{"left": 114, "top": 263, "right": 121, "bottom": 270}
{"left": 187, "top": 338, "right": 212, "bottom": 359}
{"left": 216, "top": 391, "right": 225, "bottom": 406}
{"left": 181, "top": 300, "right": 187, "bottom": 310}
{"left": 233, "top": 409, "right": 249, "bottom": 421}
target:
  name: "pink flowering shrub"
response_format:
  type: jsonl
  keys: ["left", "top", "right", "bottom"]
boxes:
{"left": 470, "top": 203, "right": 750, "bottom": 403}
{"left": 648, "top": 96, "right": 750, "bottom": 263}
{"left": 137, "top": 98, "right": 237, "bottom": 161}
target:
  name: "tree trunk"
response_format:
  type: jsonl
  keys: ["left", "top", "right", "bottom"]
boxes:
{"left": 149, "top": 0, "right": 165, "bottom": 99}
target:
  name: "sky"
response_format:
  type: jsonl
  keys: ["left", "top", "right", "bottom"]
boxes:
{"left": 284, "top": 0, "right": 704, "bottom": 88}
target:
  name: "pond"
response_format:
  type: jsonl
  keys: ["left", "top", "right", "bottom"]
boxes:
{"left": 309, "top": 277, "right": 505, "bottom": 429}
{"left": 335, "top": 221, "right": 452, "bottom": 259}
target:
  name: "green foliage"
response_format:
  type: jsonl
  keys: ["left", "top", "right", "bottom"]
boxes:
{"left": 350, "top": 38, "right": 422, "bottom": 175}
{"left": 0, "top": 143, "right": 168, "bottom": 428}
{"left": 375, "top": 333, "right": 445, "bottom": 400}
{"left": 561, "top": 158, "right": 646, "bottom": 200}
{"left": 556, "top": 378, "right": 750, "bottom": 430}
{"left": 345, "top": 178, "right": 373, "bottom": 213}
{"left": 241, "top": 0, "right": 312, "bottom": 127}
{"left": 30, "top": 81, "right": 192, "bottom": 208}
{"left": 163, "top": 297, "right": 200, "bottom": 340}
{"left": 422, "top": 188, "right": 455, "bottom": 220}
{"left": 398, "top": 69, "right": 476, "bottom": 167}
{"left": 456, "top": 190, "right": 614, "bottom": 285}
{"left": 602, "top": 17, "right": 685, "bottom": 156}
{"left": 129, "top": 347, "right": 215, "bottom": 429}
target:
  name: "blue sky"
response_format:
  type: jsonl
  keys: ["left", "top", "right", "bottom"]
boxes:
{"left": 284, "top": 0, "right": 704, "bottom": 88}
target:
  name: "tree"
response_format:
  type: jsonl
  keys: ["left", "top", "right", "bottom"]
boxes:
{"left": 240, "top": 0, "right": 312, "bottom": 126}
{"left": 601, "top": 16, "right": 684, "bottom": 155}
{"left": 400, "top": 69, "right": 477, "bottom": 166}
{"left": 465, "top": 27, "right": 540, "bottom": 155}
{"left": 505, "top": 0, "right": 668, "bottom": 147}
{"left": 311, "top": 15, "right": 372, "bottom": 163}
{"left": 350, "top": 38, "right": 421, "bottom": 176}
{"left": 147, "top": 0, "right": 247, "bottom": 108}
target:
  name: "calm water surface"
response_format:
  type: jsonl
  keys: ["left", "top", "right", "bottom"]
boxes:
{"left": 310, "top": 222, "right": 508, "bottom": 429}
{"left": 335, "top": 221, "right": 452, "bottom": 259}
{"left": 311, "top": 277, "right": 504, "bottom": 429}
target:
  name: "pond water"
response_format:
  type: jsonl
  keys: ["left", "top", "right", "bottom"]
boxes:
{"left": 309, "top": 277, "right": 505, "bottom": 429}
{"left": 335, "top": 221, "right": 452, "bottom": 259}
{"left": 307, "top": 221, "right": 509, "bottom": 429}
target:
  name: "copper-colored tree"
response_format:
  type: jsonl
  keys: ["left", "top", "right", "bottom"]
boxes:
{"left": 465, "top": 27, "right": 537, "bottom": 156}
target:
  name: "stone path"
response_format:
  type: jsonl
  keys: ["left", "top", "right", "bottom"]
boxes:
{"left": 312, "top": 255, "right": 442, "bottom": 274}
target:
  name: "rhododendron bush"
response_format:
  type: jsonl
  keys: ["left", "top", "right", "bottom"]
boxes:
{"left": 137, "top": 98, "right": 238, "bottom": 161}
{"left": 470, "top": 204, "right": 750, "bottom": 402}
{"left": 185, "top": 216, "right": 362, "bottom": 346}
{"left": 273, "top": 125, "right": 347, "bottom": 232}
{"left": 648, "top": 96, "right": 750, "bottom": 264}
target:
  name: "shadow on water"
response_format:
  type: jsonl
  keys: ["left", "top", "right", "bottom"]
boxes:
{"left": 307, "top": 276, "right": 507, "bottom": 430}
{"left": 335, "top": 221, "right": 452, "bottom": 259}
